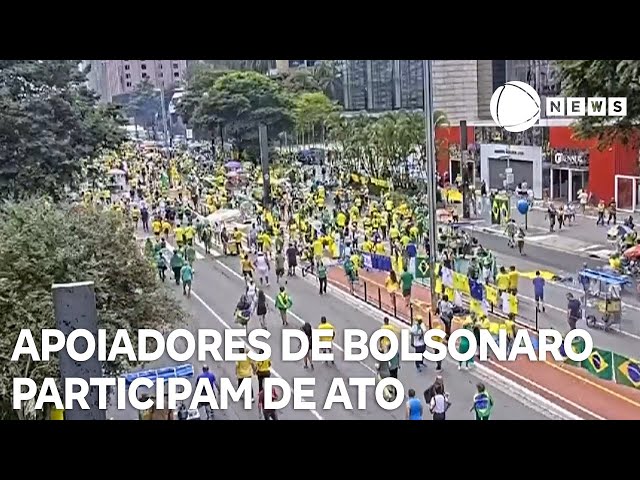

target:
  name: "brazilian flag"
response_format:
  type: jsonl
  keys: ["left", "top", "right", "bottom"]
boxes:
{"left": 581, "top": 348, "right": 614, "bottom": 381}
{"left": 415, "top": 256, "right": 429, "bottom": 279}
{"left": 559, "top": 337, "right": 586, "bottom": 367}
{"left": 613, "top": 353, "right": 640, "bottom": 389}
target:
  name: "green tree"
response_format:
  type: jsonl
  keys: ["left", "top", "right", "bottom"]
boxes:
{"left": 0, "top": 60, "right": 126, "bottom": 201}
{"left": 179, "top": 67, "right": 230, "bottom": 146}
{"left": 0, "top": 199, "right": 184, "bottom": 420}
{"left": 327, "top": 110, "right": 448, "bottom": 187}
{"left": 182, "top": 71, "right": 294, "bottom": 158}
{"left": 556, "top": 60, "right": 640, "bottom": 148}
{"left": 293, "top": 91, "right": 340, "bottom": 145}
{"left": 275, "top": 69, "right": 321, "bottom": 94}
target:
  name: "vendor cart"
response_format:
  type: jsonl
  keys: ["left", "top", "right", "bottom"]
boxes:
{"left": 122, "top": 363, "right": 198, "bottom": 420}
{"left": 578, "top": 268, "right": 629, "bottom": 333}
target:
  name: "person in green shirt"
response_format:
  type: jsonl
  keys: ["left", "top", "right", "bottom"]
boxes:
{"left": 317, "top": 260, "right": 328, "bottom": 295}
{"left": 170, "top": 250, "right": 184, "bottom": 285}
{"left": 399, "top": 266, "right": 414, "bottom": 308}
{"left": 156, "top": 252, "right": 167, "bottom": 282}
{"left": 471, "top": 382, "right": 494, "bottom": 420}
{"left": 275, "top": 286, "right": 293, "bottom": 326}
{"left": 185, "top": 242, "right": 197, "bottom": 270}
{"left": 181, "top": 262, "right": 193, "bottom": 298}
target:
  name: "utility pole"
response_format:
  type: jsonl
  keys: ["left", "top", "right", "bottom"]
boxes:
{"left": 259, "top": 124, "right": 271, "bottom": 208}
{"left": 159, "top": 85, "right": 169, "bottom": 148}
{"left": 52, "top": 281, "right": 105, "bottom": 420}
{"left": 422, "top": 60, "right": 439, "bottom": 312}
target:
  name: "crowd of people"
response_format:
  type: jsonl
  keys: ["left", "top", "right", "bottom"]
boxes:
{"left": 80, "top": 141, "right": 513, "bottom": 420}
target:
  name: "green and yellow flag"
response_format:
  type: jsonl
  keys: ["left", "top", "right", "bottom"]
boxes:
{"left": 581, "top": 348, "right": 614, "bottom": 381}
{"left": 613, "top": 353, "right": 640, "bottom": 389}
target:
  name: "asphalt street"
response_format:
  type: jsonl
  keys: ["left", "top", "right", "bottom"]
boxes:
{"left": 172, "top": 241, "right": 547, "bottom": 420}
{"left": 469, "top": 245, "right": 640, "bottom": 358}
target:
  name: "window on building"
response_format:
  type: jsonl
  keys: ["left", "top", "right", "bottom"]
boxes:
{"left": 141, "top": 63, "right": 147, "bottom": 70}
{"left": 158, "top": 72, "right": 163, "bottom": 78}
{"left": 174, "top": 72, "right": 180, "bottom": 78}
{"left": 173, "top": 63, "right": 179, "bottom": 69}
{"left": 158, "top": 63, "right": 163, "bottom": 69}
{"left": 126, "top": 82, "right": 132, "bottom": 87}
{"left": 125, "top": 73, "right": 131, "bottom": 79}
{"left": 142, "top": 72, "right": 148, "bottom": 79}
{"left": 124, "top": 64, "right": 130, "bottom": 71}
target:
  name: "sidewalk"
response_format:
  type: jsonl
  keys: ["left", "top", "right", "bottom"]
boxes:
{"left": 474, "top": 208, "right": 619, "bottom": 259}
{"left": 325, "top": 265, "right": 640, "bottom": 419}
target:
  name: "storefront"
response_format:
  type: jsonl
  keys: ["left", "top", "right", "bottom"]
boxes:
{"left": 548, "top": 125, "right": 638, "bottom": 203}
{"left": 435, "top": 124, "right": 475, "bottom": 178}
{"left": 480, "top": 144, "right": 543, "bottom": 198}
{"left": 548, "top": 149, "right": 590, "bottom": 201}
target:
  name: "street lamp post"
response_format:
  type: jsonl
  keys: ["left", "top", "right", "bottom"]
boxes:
{"left": 422, "top": 60, "right": 439, "bottom": 312}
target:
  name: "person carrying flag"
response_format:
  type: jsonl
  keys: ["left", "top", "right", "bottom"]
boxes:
{"left": 471, "top": 383, "right": 494, "bottom": 420}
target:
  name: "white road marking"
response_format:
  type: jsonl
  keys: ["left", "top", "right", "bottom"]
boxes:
{"left": 212, "top": 257, "right": 376, "bottom": 375}
{"left": 577, "top": 244, "right": 605, "bottom": 252}
{"left": 526, "top": 234, "right": 558, "bottom": 242}
{"left": 208, "top": 245, "right": 586, "bottom": 420}
{"left": 189, "top": 289, "right": 324, "bottom": 420}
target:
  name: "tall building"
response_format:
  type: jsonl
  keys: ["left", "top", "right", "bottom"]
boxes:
{"left": 340, "top": 60, "right": 507, "bottom": 123}
{"left": 85, "top": 60, "right": 188, "bottom": 103}
{"left": 274, "top": 60, "right": 319, "bottom": 74}
{"left": 506, "top": 60, "right": 562, "bottom": 117}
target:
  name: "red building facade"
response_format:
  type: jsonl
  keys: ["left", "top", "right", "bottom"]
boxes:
{"left": 435, "top": 124, "right": 639, "bottom": 202}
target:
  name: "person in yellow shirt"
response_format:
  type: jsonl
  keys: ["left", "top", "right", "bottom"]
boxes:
{"left": 185, "top": 224, "right": 196, "bottom": 244}
{"left": 508, "top": 265, "right": 519, "bottom": 295}
{"left": 161, "top": 219, "right": 171, "bottom": 240}
{"left": 317, "top": 316, "right": 335, "bottom": 364}
{"left": 496, "top": 267, "right": 509, "bottom": 296}
{"left": 152, "top": 219, "right": 162, "bottom": 238}
{"left": 385, "top": 270, "right": 399, "bottom": 305}
{"left": 174, "top": 224, "right": 185, "bottom": 246}
{"left": 336, "top": 211, "right": 347, "bottom": 229}
{"left": 241, "top": 254, "right": 254, "bottom": 281}
{"left": 362, "top": 238, "right": 374, "bottom": 253}
{"left": 375, "top": 240, "right": 386, "bottom": 255}
{"left": 233, "top": 227, "right": 243, "bottom": 253}
{"left": 409, "top": 224, "right": 419, "bottom": 242}
{"left": 379, "top": 316, "right": 397, "bottom": 351}
{"left": 236, "top": 347, "right": 256, "bottom": 399}
{"left": 306, "top": 235, "right": 320, "bottom": 262}
{"left": 255, "top": 349, "right": 271, "bottom": 393}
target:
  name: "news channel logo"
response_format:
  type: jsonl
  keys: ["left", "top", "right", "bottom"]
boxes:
{"left": 490, "top": 81, "right": 627, "bottom": 133}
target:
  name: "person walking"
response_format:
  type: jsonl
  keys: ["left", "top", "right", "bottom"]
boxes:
{"left": 409, "top": 316, "right": 426, "bottom": 372}
{"left": 405, "top": 389, "right": 423, "bottom": 420}
{"left": 256, "top": 289, "right": 268, "bottom": 329}
{"left": 533, "top": 271, "right": 546, "bottom": 312}
{"left": 429, "top": 383, "right": 450, "bottom": 420}
{"left": 255, "top": 349, "right": 271, "bottom": 394}
{"left": 471, "top": 383, "right": 494, "bottom": 420}
{"left": 317, "top": 260, "right": 328, "bottom": 295}
{"left": 566, "top": 293, "right": 582, "bottom": 331}
{"left": 275, "top": 286, "right": 293, "bottom": 326}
